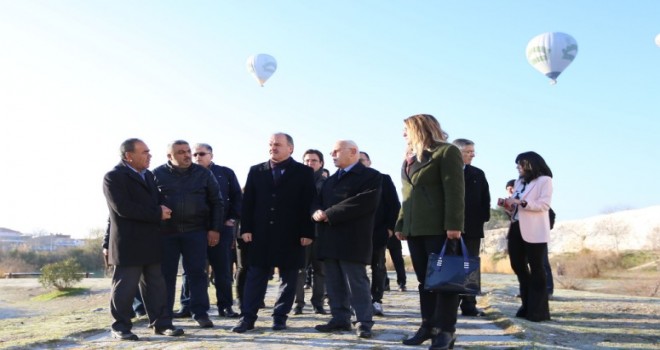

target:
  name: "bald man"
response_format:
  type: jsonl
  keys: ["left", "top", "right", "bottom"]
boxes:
{"left": 312, "top": 140, "right": 382, "bottom": 339}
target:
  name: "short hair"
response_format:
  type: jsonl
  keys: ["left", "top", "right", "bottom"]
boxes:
{"left": 167, "top": 140, "right": 189, "bottom": 153}
{"left": 194, "top": 143, "right": 213, "bottom": 153}
{"left": 515, "top": 151, "right": 553, "bottom": 183}
{"left": 452, "top": 138, "right": 474, "bottom": 150}
{"left": 119, "top": 138, "right": 142, "bottom": 160}
{"left": 506, "top": 179, "right": 515, "bottom": 188}
{"left": 359, "top": 151, "right": 370, "bottom": 161}
{"left": 303, "top": 149, "right": 324, "bottom": 165}
{"left": 273, "top": 132, "right": 294, "bottom": 146}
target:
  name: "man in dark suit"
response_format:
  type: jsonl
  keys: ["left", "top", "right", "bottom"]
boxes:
{"left": 312, "top": 140, "right": 382, "bottom": 339}
{"left": 232, "top": 133, "right": 316, "bottom": 333}
{"left": 358, "top": 151, "right": 400, "bottom": 317}
{"left": 103, "top": 138, "right": 184, "bottom": 341}
{"left": 453, "top": 138, "right": 491, "bottom": 316}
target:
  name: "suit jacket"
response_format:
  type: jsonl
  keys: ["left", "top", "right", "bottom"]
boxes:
{"left": 103, "top": 162, "right": 163, "bottom": 266}
{"left": 314, "top": 162, "right": 382, "bottom": 265}
{"left": 462, "top": 164, "right": 491, "bottom": 239}
{"left": 395, "top": 142, "right": 465, "bottom": 236}
{"left": 372, "top": 174, "right": 401, "bottom": 248}
{"left": 240, "top": 158, "right": 316, "bottom": 269}
{"left": 516, "top": 176, "right": 553, "bottom": 243}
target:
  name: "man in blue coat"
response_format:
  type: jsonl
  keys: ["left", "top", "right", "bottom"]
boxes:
{"left": 103, "top": 138, "right": 184, "bottom": 340}
{"left": 232, "top": 133, "right": 316, "bottom": 333}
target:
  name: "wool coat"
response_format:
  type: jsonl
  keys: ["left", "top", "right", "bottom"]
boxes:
{"left": 462, "top": 164, "right": 491, "bottom": 239}
{"left": 103, "top": 162, "right": 163, "bottom": 266}
{"left": 314, "top": 162, "right": 382, "bottom": 265}
{"left": 395, "top": 142, "right": 465, "bottom": 237}
{"left": 240, "top": 159, "right": 316, "bottom": 269}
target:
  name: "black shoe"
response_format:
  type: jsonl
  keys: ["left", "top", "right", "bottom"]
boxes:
{"left": 515, "top": 306, "right": 527, "bottom": 318}
{"left": 219, "top": 306, "right": 239, "bottom": 318}
{"left": 293, "top": 306, "right": 303, "bottom": 315}
{"left": 313, "top": 306, "right": 327, "bottom": 315}
{"left": 232, "top": 320, "right": 255, "bottom": 333}
{"left": 154, "top": 326, "right": 184, "bottom": 337}
{"left": 315, "top": 321, "right": 352, "bottom": 332}
{"left": 402, "top": 327, "right": 439, "bottom": 346}
{"left": 272, "top": 319, "right": 287, "bottom": 330}
{"left": 384, "top": 284, "right": 391, "bottom": 291}
{"left": 111, "top": 330, "right": 138, "bottom": 341}
{"left": 304, "top": 284, "right": 312, "bottom": 289}
{"left": 429, "top": 332, "right": 456, "bottom": 350}
{"left": 356, "top": 325, "right": 372, "bottom": 338}
{"left": 461, "top": 308, "right": 485, "bottom": 317}
{"left": 398, "top": 284, "right": 407, "bottom": 292}
{"left": 196, "top": 317, "right": 214, "bottom": 328}
{"left": 172, "top": 309, "right": 191, "bottom": 318}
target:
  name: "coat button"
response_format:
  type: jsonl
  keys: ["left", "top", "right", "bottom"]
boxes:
{"left": 269, "top": 221, "right": 274, "bottom": 224}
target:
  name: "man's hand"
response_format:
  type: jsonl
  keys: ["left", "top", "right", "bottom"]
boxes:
{"left": 301, "top": 237, "right": 313, "bottom": 246}
{"left": 387, "top": 229, "right": 394, "bottom": 238}
{"left": 312, "top": 210, "right": 328, "bottom": 222}
{"left": 395, "top": 231, "right": 406, "bottom": 240}
{"left": 161, "top": 205, "right": 172, "bottom": 220}
{"left": 241, "top": 232, "right": 253, "bottom": 242}
{"left": 208, "top": 230, "right": 220, "bottom": 247}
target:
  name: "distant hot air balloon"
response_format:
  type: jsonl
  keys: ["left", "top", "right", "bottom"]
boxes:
{"left": 655, "top": 33, "right": 660, "bottom": 48}
{"left": 246, "top": 54, "right": 277, "bottom": 86}
{"left": 526, "top": 32, "right": 578, "bottom": 85}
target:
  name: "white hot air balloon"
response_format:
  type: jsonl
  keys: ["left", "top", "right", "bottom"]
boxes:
{"left": 655, "top": 33, "right": 660, "bottom": 48}
{"left": 246, "top": 54, "right": 277, "bottom": 86}
{"left": 526, "top": 32, "right": 578, "bottom": 85}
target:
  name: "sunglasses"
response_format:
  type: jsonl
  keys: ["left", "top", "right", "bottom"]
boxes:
{"left": 193, "top": 152, "right": 210, "bottom": 157}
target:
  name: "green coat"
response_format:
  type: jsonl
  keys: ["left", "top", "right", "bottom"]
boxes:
{"left": 395, "top": 142, "right": 465, "bottom": 237}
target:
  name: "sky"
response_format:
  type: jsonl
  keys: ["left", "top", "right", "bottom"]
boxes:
{"left": 1, "top": 1, "right": 659, "bottom": 238}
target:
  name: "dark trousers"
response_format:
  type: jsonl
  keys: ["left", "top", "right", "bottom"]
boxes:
{"left": 508, "top": 222, "right": 550, "bottom": 321}
{"left": 240, "top": 266, "right": 298, "bottom": 324}
{"left": 386, "top": 236, "right": 406, "bottom": 287}
{"left": 324, "top": 258, "right": 374, "bottom": 327}
{"left": 370, "top": 245, "right": 387, "bottom": 303}
{"left": 207, "top": 224, "right": 236, "bottom": 308}
{"left": 459, "top": 238, "right": 481, "bottom": 312}
{"left": 543, "top": 246, "right": 554, "bottom": 294}
{"left": 110, "top": 263, "right": 172, "bottom": 332}
{"left": 295, "top": 242, "right": 325, "bottom": 308}
{"left": 162, "top": 230, "right": 210, "bottom": 320}
{"left": 407, "top": 235, "right": 459, "bottom": 332}
{"left": 234, "top": 239, "right": 248, "bottom": 306}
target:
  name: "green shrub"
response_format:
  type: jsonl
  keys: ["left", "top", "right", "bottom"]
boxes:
{"left": 39, "top": 258, "right": 84, "bottom": 290}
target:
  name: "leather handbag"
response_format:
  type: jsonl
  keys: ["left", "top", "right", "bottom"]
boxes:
{"left": 424, "top": 237, "right": 481, "bottom": 294}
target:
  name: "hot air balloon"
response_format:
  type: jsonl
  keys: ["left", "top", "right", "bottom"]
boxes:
{"left": 526, "top": 32, "right": 578, "bottom": 85}
{"left": 655, "top": 33, "right": 660, "bottom": 48}
{"left": 246, "top": 54, "right": 277, "bottom": 86}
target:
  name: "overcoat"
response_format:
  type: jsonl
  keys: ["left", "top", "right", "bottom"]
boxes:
{"left": 314, "top": 162, "right": 382, "bottom": 265}
{"left": 395, "top": 142, "right": 465, "bottom": 237}
{"left": 515, "top": 175, "right": 553, "bottom": 243}
{"left": 240, "top": 159, "right": 316, "bottom": 269}
{"left": 103, "top": 162, "right": 163, "bottom": 266}
{"left": 463, "top": 164, "right": 491, "bottom": 238}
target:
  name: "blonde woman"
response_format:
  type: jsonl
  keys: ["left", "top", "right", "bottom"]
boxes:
{"left": 395, "top": 114, "right": 465, "bottom": 350}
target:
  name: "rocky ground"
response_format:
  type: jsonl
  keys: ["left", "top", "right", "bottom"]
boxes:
{"left": 0, "top": 273, "right": 658, "bottom": 349}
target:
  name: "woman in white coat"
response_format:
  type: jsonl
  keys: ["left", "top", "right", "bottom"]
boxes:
{"left": 504, "top": 151, "right": 553, "bottom": 322}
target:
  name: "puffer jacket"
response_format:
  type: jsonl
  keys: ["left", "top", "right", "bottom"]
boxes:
{"left": 153, "top": 161, "right": 225, "bottom": 233}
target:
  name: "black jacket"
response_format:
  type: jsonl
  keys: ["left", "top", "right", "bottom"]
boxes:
{"left": 463, "top": 164, "right": 491, "bottom": 238}
{"left": 372, "top": 174, "right": 401, "bottom": 248}
{"left": 314, "top": 162, "right": 382, "bottom": 265}
{"left": 153, "top": 162, "right": 225, "bottom": 234}
{"left": 208, "top": 162, "right": 243, "bottom": 221}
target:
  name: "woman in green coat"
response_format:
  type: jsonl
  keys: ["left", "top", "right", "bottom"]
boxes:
{"left": 395, "top": 114, "right": 465, "bottom": 350}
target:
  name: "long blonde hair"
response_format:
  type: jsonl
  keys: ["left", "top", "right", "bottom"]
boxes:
{"left": 404, "top": 114, "right": 448, "bottom": 159}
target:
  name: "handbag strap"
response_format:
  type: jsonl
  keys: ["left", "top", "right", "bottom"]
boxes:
{"left": 435, "top": 236, "right": 471, "bottom": 273}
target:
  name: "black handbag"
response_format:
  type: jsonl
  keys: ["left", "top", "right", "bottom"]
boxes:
{"left": 424, "top": 237, "right": 481, "bottom": 294}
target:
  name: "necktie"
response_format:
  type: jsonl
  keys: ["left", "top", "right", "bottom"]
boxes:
{"left": 337, "top": 169, "right": 346, "bottom": 179}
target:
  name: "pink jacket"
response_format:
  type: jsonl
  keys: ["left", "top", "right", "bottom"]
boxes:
{"left": 515, "top": 176, "right": 553, "bottom": 243}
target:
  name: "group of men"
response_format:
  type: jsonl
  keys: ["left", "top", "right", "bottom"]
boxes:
{"left": 102, "top": 133, "right": 491, "bottom": 341}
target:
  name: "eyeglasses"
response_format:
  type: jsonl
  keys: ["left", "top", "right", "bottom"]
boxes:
{"left": 193, "top": 152, "right": 210, "bottom": 157}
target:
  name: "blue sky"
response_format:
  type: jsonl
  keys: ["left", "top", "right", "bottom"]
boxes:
{"left": 1, "top": 1, "right": 659, "bottom": 238}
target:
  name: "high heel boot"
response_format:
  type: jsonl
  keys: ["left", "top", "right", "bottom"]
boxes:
{"left": 402, "top": 326, "right": 439, "bottom": 345}
{"left": 429, "top": 331, "right": 456, "bottom": 350}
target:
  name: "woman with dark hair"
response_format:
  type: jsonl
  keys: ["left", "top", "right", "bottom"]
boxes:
{"left": 395, "top": 114, "right": 465, "bottom": 349}
{"left": 503, "top": 151, "right": 553, "bottom": 322}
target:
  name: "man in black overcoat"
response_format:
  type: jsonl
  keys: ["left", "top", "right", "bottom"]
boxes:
{"left": 453, "top": 139, "right": 491, "bottom": 316}
{"left": 231, "top": 133, "right": 316, "bottom": 333}
{"left": 312, "top": 140, "right": 382, "bottom": 339}
{"left": 103, "top": 138, "right": 183, "bottom": 340}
